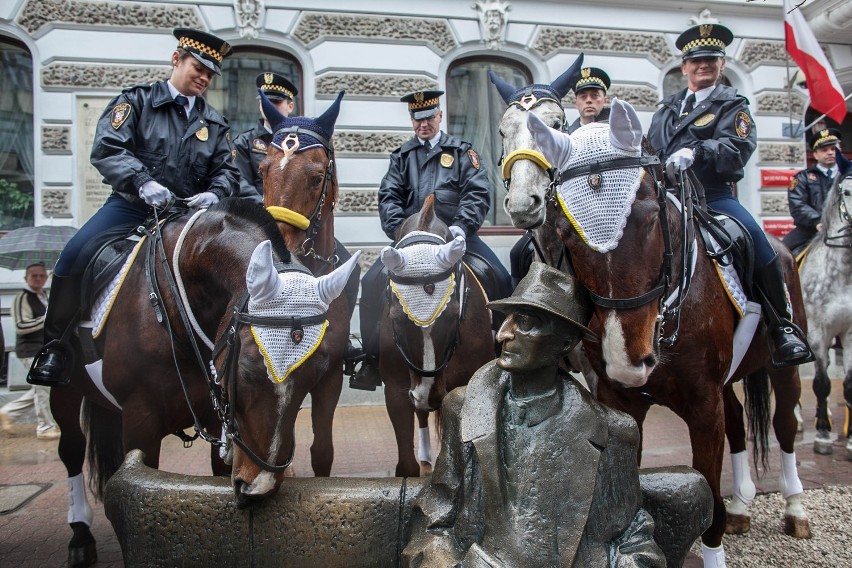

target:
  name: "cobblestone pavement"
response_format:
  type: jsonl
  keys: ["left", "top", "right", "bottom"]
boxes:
{"left": 1, "top": 377, "right": 849, "bottom": 567}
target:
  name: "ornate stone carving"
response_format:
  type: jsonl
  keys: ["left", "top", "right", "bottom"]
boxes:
{"left": 473, "top": 0, "right": 511, "bottom": 50}
{"left": 755, "top": 92, "right": 805, "bottom": 116}
{"left": 562, "top": 84, "right": 659, "bottom": 111}
{"left": 534, "top": 27, "right": 671, "bottom": 66}
{"left": 739, "top": 40, "right": 789, "bottom": 69}
{"left": 17, "top": 0, "right": 200, "bottom": 34}
{"left": 337, "top": 189, "right": 379, "bottom": 214}
{"left": 334, "top": 131, "right": 410, "bottom": 154}
{"left": 357, "top": 248, "right": 383, "bottom": 272}
{"left": 758, "top": 143, "right": 804, "bottom": 165}
{"left": 761, "top": 193, "right": 790, "bottom": 216}
{"left": 234, "top": 0, "right": 264, "bottom": 39}
{"left": 294, "top": 13, "right": 458, "bottom": 53}
{"left": 42, "top": 127, "right": 71, "bottom": 153}
{"left": 41, "top": 188, "right": 72, "bottom": 217}
{"left": 316, "top": 74, "right": 438, "bottom": 98}
{"left": 42, "top": 64, "right": 169, "bottom": 89}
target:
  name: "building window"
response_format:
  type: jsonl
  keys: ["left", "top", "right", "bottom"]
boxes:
{"left": 0, "top": 38, "right": 34, "bottom": 230}
{"left": 206, "top": 48, "right": 302, "bottom": 138}
{"left": 446, "top": 57, "right": 532, "bottom": 227}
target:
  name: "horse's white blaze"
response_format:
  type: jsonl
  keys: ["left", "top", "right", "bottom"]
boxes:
{"left": 240, "top": 382, "right": 292, "bottom": 496}
{"left": 601, "top": 312, "right": 649, "bottom": 387}
{"left": 409, "top": 328, "right": 436, "bottom": 410}
{"left": 277, "top": 154, "right": 292, "bottom": 171}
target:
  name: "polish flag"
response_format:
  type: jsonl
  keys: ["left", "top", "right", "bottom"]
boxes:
{"left": 784, "top": 0, "right": 847, "bottom": 124}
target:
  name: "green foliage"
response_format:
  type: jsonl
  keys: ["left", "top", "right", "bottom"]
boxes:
{"left": 0, "top": 178, "right": 34, "bottom": 230}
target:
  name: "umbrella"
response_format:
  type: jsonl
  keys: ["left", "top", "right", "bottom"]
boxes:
{"left": 0, "top": 225, "right": 78, "bottom": 270}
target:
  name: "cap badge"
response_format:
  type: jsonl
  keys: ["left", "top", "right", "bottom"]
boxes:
{"left": 414, "top": 91, "right": 425, "bottom": 103}
{"left": 581, "top": 68, "right": 591, "bottom": 78}
{"left": 111, "top": 103, "right": 132, "bottom": 130}
{"left": 820, "top": 129, "right": 829, "bottom": 137}
{"left": 440, "top": 153, "right": 454, "bottom": 168}
{"left": 264, "top": 73, "right": 273, "bottom": 85}
{"left": 195, "top": 126, "right": 209, "bottom": 141}
{"left": 699, "top": 24, "right": 713, "bottom": 38}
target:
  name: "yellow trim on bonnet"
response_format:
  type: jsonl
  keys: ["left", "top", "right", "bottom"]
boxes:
{"left": 92, "top": 235, "right": 148, "bottom": 340}
{"left": 390, "top": 273, "right": 456, "bottom": 327}
{"left": 267, "top": 206, "right": 311, "bottom": 230}
{"left": 502, "top": 148, "right": 552, "bottom": 180}
{"left": 252, "top": 320, "right": 329, "bottom": 383}
{"left": 556, "top": 193, "right": 590, "bottom": 246}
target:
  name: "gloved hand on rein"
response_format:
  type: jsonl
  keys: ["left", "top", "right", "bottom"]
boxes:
{"left": 449, "top": 225, "right": 466, "bottom": 241}
{"left": 665, "top": 147, "right": 695, "bottom": 172}
{"left": 186, "top": 192, "right": 219, "bottom": 209}
{"left": 139, "top": 181, "right": 171, "bottom": 207}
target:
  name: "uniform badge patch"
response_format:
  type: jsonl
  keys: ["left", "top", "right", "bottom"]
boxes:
{"left": 807, "top": 172, "right": 817, "bottom": 182}
{"left": 788, "top": 177, "right": 798, "bottom": 191}
{"left": 467, "top": 149, "right": 480, "bottom": 170}
{"left": 231, "top": 149, "right": 237, "bottom": 159}
{"left": 440, "top": 153, "right": 454, "bottom": 168}
{"left": 694, "top": 113, "right": 716, "bottom": 127}
{"left": 734, "top": 111, "right": 752, "bottom": 138}
{"left": 111, "top": 103, "right": 131, "bottom": 130}
{"left": 252, "top": 138, "right": 268, "bottom": 153}
{"left": 195, "top": 126, "right": 209, "bottom": 141}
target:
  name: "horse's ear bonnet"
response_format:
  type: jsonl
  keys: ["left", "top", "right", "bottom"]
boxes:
{"left": 488, "top": 53, "right": 584, "bottom": 106}
{"left": 261, "top": 90, "right": 345, "bottom": 151}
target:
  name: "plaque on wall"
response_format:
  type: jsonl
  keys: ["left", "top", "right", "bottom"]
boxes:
{"left": 76, "top": 97, "right": 113, "bottom": 223}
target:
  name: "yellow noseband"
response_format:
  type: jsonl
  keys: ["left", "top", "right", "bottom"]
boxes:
{"left": 501, "top": 148, "right": 553, "bottom": 180}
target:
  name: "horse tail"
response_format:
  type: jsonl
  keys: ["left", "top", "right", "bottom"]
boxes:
{"left": 743, "top": 368, "right": 771, "bottom": 471}
{"left": 82, "top": 400, "right": 125, "bottom": 500}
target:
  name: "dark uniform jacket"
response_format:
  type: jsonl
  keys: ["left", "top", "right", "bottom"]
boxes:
{"left": 13, "top": 288, "right": 47, "bottom": 358}
{"left": 567, "top": 106, "right": 610, "bottom": 134}
{"left": 402, "top": 363, "right": 664, "bottom": 567}
{"left": 783, "top": 166, "right": 834, "bottom": 252}
{"left": 648, "top": 85, "right": 756, "bottom": 196}
{"left": 233, "top": 119, "right": 272, "bottom": 203}
{"left": 379, "top": 132, "right": 490, "bottom": 240}
{"left": 90, "top": 80, "right": 238, "bottom": 205}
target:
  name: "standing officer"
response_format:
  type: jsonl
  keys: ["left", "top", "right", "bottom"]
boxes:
{"left": 351, "top": 90, "right": 511, "bottom": 390}
{"left": 648, "top": 23, "right": 812, "bottom": 369}
{"left": 782, "top": 128, "right": 842, "bottom": 255}
{"left": 233, "top": 72, "right": 298, "bottom": 202}
{"left": 28, "top": 28, "right": 239, "bottom": 386}
{"left": 567, "top": 66, "right": 611, "bottom": 134}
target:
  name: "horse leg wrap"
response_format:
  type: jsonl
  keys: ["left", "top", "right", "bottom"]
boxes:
{"left": 417, "top": 427, "right": 432, "bottom": 464}
{"left": 730, "top": 451, "right": 756, "bottom": 505}
{"left": 779, "top": 450, "right": 804, "bottom": 499}
{"left": 67, "top": 473, "right": 93, "bottom": 527}
{"left": 701, "top": 543, "right": 726, "bottom": 568}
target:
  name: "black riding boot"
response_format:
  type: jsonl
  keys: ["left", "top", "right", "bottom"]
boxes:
{"left": 342, "top": 340, "right": 365, "bottom": 379}
{"left": 27, "top": 275, "right": 80, "bottom": 387}
{"left": 754, "top": 255, "right": 814, "bottom": 368}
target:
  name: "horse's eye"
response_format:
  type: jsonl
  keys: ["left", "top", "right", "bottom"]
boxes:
{"left": 312, "top": 175, "right": 324, "bottom": 187}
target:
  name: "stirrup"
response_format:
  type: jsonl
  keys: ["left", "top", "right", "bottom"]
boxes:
{"left": 27, "top": 342, "right": 73, "bottom": 387}
{"left": 349, "top": 360, "right": 381, "bottom": 391}
{"left": 767, "top": 324, "right": 815, "bottom": 369}
{"left": 343, "top": 346, "right": 365, "bottom": 378}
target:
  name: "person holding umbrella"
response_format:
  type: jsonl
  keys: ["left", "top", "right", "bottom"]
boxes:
{"left": 27, "top": 28, "right": 239, "bottom": 387}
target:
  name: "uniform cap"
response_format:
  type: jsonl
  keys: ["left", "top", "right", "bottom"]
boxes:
{"left": 401, "top": 90, "right": 444, "bottom": 120}
{"left": 573, "top": 67, "right": 611, "bottom": 94}
{"left": 173, "top": 28, "right": 232, "bottom": 75}
{"left": 808, "top": 128, "right": 841, "bottom": 150}
{"left": 256, "top": 72, "right": 298, "bottom": 101}
{"left": 676, "top": 24, "right": 733, "bottom": 60}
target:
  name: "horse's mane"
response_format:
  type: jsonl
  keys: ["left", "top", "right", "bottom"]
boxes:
{"left": 207, "top": 198, "right": 292, "bottom": 263}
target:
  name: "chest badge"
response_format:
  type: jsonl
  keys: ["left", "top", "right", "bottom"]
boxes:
{"left": 440, "top": 153, "right": 454, "bottom": 168}
{"left": 252, "top": 138, "right": 268, "bottom": 153}
{"left": 195, "top": 126, "right": 209, "bottom": 141}
{"left": 694, "top": 113, "right": 715, "bottom": 127}
{"left": 111, "top": 103, "right": 131, "bottom": 130}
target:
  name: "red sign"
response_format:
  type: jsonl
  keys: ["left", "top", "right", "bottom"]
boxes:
{"left": 763, "top": 219, "right": 795, "bottom": 238}
{"left": 761, "top": 169, "right": 797, "bottom": 187}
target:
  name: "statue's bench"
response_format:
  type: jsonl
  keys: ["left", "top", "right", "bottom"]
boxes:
{"left": 105, "top": 450, "right": 711, "bottom": 567}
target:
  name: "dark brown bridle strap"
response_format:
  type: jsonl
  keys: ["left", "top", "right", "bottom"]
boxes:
{"left": 558, "top": 155, "right": 661, "bottom": 181}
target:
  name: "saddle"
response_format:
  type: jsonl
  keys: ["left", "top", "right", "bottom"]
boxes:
{"left": 462, "top": 250, "right": 513, "bottom": 304}
{"left": 78, "top": 224, "right": 144, "bottom": 317}
{"left": 695, "top": 207, "right": 755, "bottom": 296}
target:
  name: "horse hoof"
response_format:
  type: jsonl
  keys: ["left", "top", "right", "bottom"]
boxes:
{"left": 419, "top": 461, "right": 433, "bottom": 477}
{"left": 725, "top": 512, "right": 751, "bottom": 535}
{"left": 68, "top": 542, "right": 98, "bottom": 567}
{"left": 813, "top": 432, "right": 834, "bottom": 455}
{"left": 784, "top": 515, "right": 812, "bottom": 539}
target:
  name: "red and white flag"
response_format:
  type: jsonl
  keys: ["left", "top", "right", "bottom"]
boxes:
{"left": 784, "top": 0, "right": 847, "bottom": 124}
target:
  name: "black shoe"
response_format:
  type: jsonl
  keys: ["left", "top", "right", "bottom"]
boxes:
{"left": 770, "top": 325, "right": 815, "bottom": 367}
{"left": 343, "top": 342, "right": 365, "bottom": 378}
{"left": 27, "top": 343, "right": 72, "bottom": 387}
{"left": 349, "top": 358, "right": 381, "bottom": 391}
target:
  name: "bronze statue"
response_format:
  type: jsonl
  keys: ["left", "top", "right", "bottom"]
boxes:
{"left": 403, "top": 262, "right": 666, "bottom": 567}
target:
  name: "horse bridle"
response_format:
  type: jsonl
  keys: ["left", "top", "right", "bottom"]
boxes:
{"left": 824, "top": 175, "right": 852, "bottom": 248}
{"left": 386, "top": 233, "right": 468, "bottom": 377}
{"left": 499, "top": 95, "right": 566, "bottom": 193}
{"left": 266, "top": 125, "right": 339, "bottom": 270}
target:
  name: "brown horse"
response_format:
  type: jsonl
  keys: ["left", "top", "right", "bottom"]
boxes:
{"left": 516, "top": 101, "right": 811, "bottom": 567}
{"left": 49, "top": 200, "right": 358, "bottom": 566}
{"left": 258, "top": 91, "right": 359, "bottom": 477}
{"left": 379, "top": 195, "right": 494, "bottom": 477}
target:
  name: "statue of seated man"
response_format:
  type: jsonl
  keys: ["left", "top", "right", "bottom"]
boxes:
{"left": 403, "top": 262, "right": 666, "bottom": 567}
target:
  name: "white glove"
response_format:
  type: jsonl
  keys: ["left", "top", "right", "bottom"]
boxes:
{"left": 139, "top": 181, "right": 171, "bottom": 207}
{"left": 186, "top": 192, "right": 219, "bottom": 209}
{"left": 449, "top": 225, "right": 466, "bottom": 240}
{"left": 666, "top": 148, "right": 695, "bottom": 172}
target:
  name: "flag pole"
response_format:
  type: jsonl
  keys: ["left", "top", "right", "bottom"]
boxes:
{"left": 804, "top": 91, "right": 852, "bottom": 130}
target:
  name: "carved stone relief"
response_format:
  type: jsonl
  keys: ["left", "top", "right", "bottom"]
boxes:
{"left": 294, "top": 13, "right": 458, "bottom": 53}
{"left": 41, "top": 187, "right": 72, "bottom": 218}
{"left": 42, "top": 64, "right": 170, "bottom": 89}
{"left": 337, "top": 189, "right": 379, "bottom": 215}
{"left": 42, "top": 127, "right": 71, "bottom": 153}
{"left": 755, "top": 92, "right": 805, "bottom": 116}
{"left": 739, "top": 40, "right": 789, "bottom": 69}
{"left": 473, "top": 0, "right": 511, "bottom": 50}
{"left": 534, "top": 27, "right": 671, "bottom": 66}
{"left": 316, "top": 74, "right": 438, "bottom": 98}
{"left": 761, "top": 193, "right": 790, "bottom": 216}
{"left": 17, "top": 0, "right": 200, "bottom": 34}
{"left": 357, "top": 248, "right": 383, "bottom": 272}
{"left": 334, "top": 131, "right": 410, "bottom": 154}
{"left": 562, "top": 84, "right": 660, "bottom": 111}
{"left": 234, "top": 0, "right": 264, "bottom": 39}
{"left": 758, "top": 143, "right": 804, "bottom": 165}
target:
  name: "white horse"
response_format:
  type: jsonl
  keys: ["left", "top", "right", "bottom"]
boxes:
{"left": 799, "top": 163, "right": 852, "bottom": 459}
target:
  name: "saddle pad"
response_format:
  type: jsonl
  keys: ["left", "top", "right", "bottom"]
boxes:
{"left": 706, "top": 232, "right": 748, "bottom": 318}
{"left": 91, "top": 236, "right": 147, "bottom": 339}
